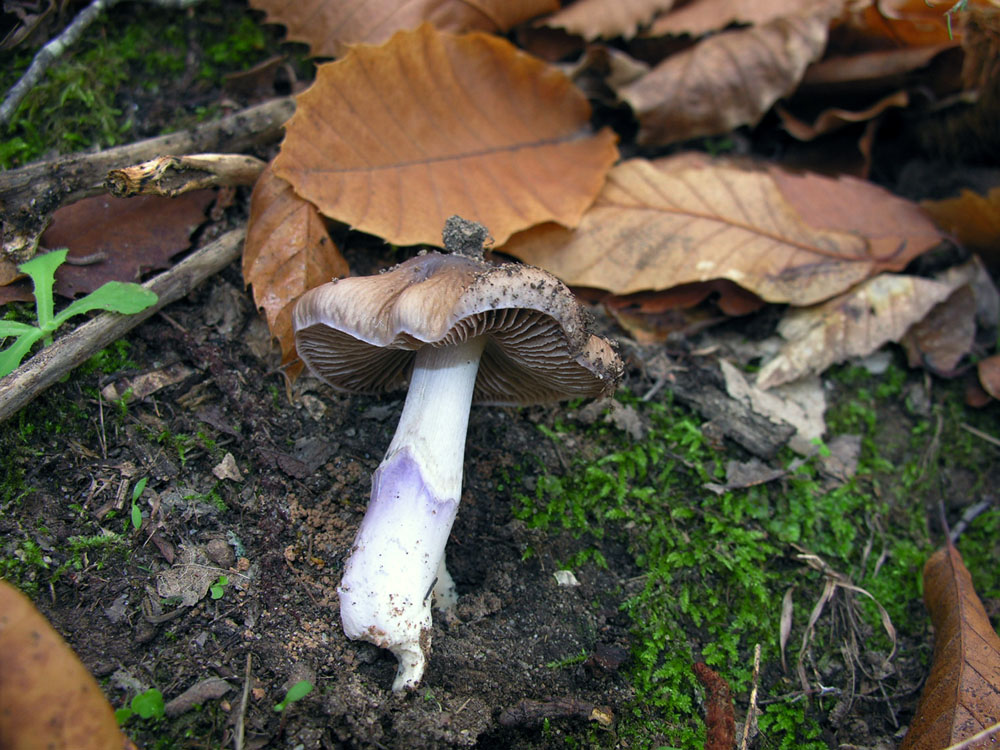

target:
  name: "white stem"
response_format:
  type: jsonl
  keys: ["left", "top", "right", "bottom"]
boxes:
{"left": 338, "top": 337, "right": 485, "bottom": 691}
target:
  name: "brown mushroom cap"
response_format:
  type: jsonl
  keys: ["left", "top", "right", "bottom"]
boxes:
{"left": 293, "top": 251, "right": 623, "bottom": 406}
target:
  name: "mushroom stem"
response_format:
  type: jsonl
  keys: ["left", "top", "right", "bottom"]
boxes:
{"left": 338, "top": 336, "right": 486, "bottom": 692}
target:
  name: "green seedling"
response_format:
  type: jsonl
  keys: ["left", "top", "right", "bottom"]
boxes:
{"left": 115, "top": 687, "right": 165, "bottom": 725}
{"left": 209, "top": 574, "right": 229, "bottom": 600}
{"left": 130, "top": 477, "right": 148, "bottom": 531}
{"left": 273, "top": 680, "right": 313, "bottom": 712}
{"left": 0, "top": 249, "right": 158, "bottom": 377}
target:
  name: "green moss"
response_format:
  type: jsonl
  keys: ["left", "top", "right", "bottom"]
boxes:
{"left": 508, "top": 366, "right": 996, "bottom": 748}
{"left": 0, "top": 0, "right": 281, "bottom": 168}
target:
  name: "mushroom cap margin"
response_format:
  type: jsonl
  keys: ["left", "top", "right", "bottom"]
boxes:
{"left": 293, "top": 252, "right": 623, "bottom": 405}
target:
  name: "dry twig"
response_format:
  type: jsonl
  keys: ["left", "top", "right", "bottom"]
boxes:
{"left": 106, "top": 154, "right": 267, "bottom": 198}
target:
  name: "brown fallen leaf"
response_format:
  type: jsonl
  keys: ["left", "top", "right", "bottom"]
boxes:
{"left": 249, "top": 0, "right": 558, "bottom": 58}
{"left": 602, "top": 281, "right": 763, "bottom": 342}
{"left": 501, "top": 157, "right": 941, "bottom": 305}
{"left": 620, "top": 3, "right": 838, "bottom": 145}
{"left": 755, "top": 274, "right": 957, "bottom": 389}
{"left": 902, "top": 283, "right": 978, "bottom": 376}
{"left": 875, "top": 0, "right": 982, "bottom": 46}
{"left": 37, "top": 192, "right": 213, "bottom": 299}
{"left": 978, "top": 355, "right": 1000, "bottom": 400}
{"left": 243, "top": 164, "right": 349, "bottom": 380}
{"left": 921, "top": 187, "right": 1000, "bottom": 271}
{"left": 900, "top": 257, "right": 994, "bottom": 376}
{"left": 647, "top": 0, "right": 805, "bottom": 38}
{"left": 899, "top": 543, "right": 1000, "bottom": 750}
{"left": 542, "top": 0, "right": 676, "bottom": 41}
{"left": 799, "top": 45, "right": 956, "bottom": 97}
{"left": 0, "top": 580, "right": 136, "bottom": 750}
{"left": 273, "top": 23, "right": 618, "bottom": 248}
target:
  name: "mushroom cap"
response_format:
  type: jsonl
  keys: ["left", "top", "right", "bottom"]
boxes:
{"left": 293, "top": 252, "right": 623, "bottom": 405}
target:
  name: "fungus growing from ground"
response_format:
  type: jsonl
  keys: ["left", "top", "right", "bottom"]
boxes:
{"left": 293, "top": 216, "right": 623, "bottom": 691}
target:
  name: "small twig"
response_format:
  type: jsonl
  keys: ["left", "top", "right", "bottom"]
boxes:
{"left": 234, "top": 652, "right": 252, "bottom": 750}
{"left": 0, "top": 0, "right": 204, "bottom": 126}
{"left": 950, "top": 496, "right": 995, "bottom": 543}
{"left": 0, "top": 228, "right": 244, "bottom": 424}
{"left": 739, "top": 643, "right": 761, "bottom": 750}
{"left": 959, "top": 422, "right": 1000, "bottom": 449}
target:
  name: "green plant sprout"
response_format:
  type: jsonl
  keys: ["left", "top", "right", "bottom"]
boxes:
{"left": 115, "top": 687, "right": 165, "bottom": 725}
{"left": 0, "top": 249, "right": 157, "bottom": 377}
{"left": 209, "top": 575, "right": 229, "bottom": 599}
{"left": 130, "top": 477, "right": 148, "bottom": 531}
{"left": 274, "top": 680, "right": 313, "bottom": 712}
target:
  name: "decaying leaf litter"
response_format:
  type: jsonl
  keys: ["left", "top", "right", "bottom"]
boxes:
{"left": 5, "top": 2, "right": 996, "bottom": 747}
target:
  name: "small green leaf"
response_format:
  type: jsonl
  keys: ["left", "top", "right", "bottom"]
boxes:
{"left": 18, "top": 249, "right": 67, "bottom": 330}
{"left": 132, "top": 477, "right": 148, "bottom": 503}
{"left": 210, "top": 575, "right": 229, "bottom": 599}
{"left": 55, "top": 282, "right": 158, "bottom": 327}
{"left": 131, "top": 502, "right": 142, "bottom": 531}
{"left": 114, "top": 707, "right": 134, "bottom": 725}
{"left": 274, "top": 680, "right": 313, "bottom": 712}
{"left": 130, "top": 688, "right": 165, "bottom": 720}
{"left": 0, "top": 320, "right": 37, "bottom": 336}
{"left": 0, "top": 330, "right": 43, "bottom": 377}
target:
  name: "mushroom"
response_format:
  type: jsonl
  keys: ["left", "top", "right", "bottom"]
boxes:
{"left": 293, "top": 216, "right": 623, "bottom": 692}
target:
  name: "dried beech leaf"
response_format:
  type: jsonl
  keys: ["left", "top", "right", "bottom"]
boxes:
{"left": 899, "top": 544, "right": 1000, "bottom": 750}
{"left": 648, "top": 0, "right": 819, "bottom": 37}
{"left": 901, "top": 258, "right": 987, "bottom": 376}
{"left": 602, "top": 281, "right": 763, "bottom": 342}
{"left": 274, "top": 24, "right": 618, "bottom": 248}
{"left": 800, "top": 44, "right": 955, "bottom": 92}
{"left": 0, "top": 580, "right": 136, "bottom": 750}
{"left": 871, "top": 0, "right": 977, "bottom": 46}
{"left": 500, "top": 158, "right": 940, "bottom": 305}
{"left": 243, "top": 164, "right": 349, "bottom": 377}
{"left": 249, "top": 0, "right": 558, "bottom": 58}
{"left": 756, "top": 274, "right": 956, "bottom": 389}
{"left": 40, "top": 192, "right": 213, "bottom": 298}
{"left": 620, "top": 5, "right": 835, "bottom": 144}
{"left": 979, "top": 355, "right": 1000, "bottom": 400}
{"left": 902, "top": 284, "right": 978, "bottom": 376}
{"left": 543, "top": 0, "right": 676, "bottom": 41}
{"left": 922, "top": 187, "right": 1000, "bottom": 270}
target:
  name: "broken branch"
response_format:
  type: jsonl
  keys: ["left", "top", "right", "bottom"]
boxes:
{"left": 106, "top": 154, "right": 267, "bottom": 198}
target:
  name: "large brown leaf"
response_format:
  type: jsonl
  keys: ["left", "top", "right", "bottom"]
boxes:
{"left": 500, "top": 157, "right": 941, "bottom": 305}
{"left": 899, "top": 544, "right": 1000, "bottom": 750}
{"left": 619, "top": 3, "right": 837, "bottom": 144}
{"left": 755, "top": 274, "right": 956, "bottom": 389}
{"left": 0, "top": 580, "right": 136, "bottom": 750}
{"left": 273, "top": 23, "right": 618, "bottom": 248}
{"left": 249, "top": 0, "right": 558, "bottom": 58}
{"left": 543, "top": 0, "right": 677, "bottom": 41}
{"left": 243, "top": 164, "right": 349, "bottom": 377}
